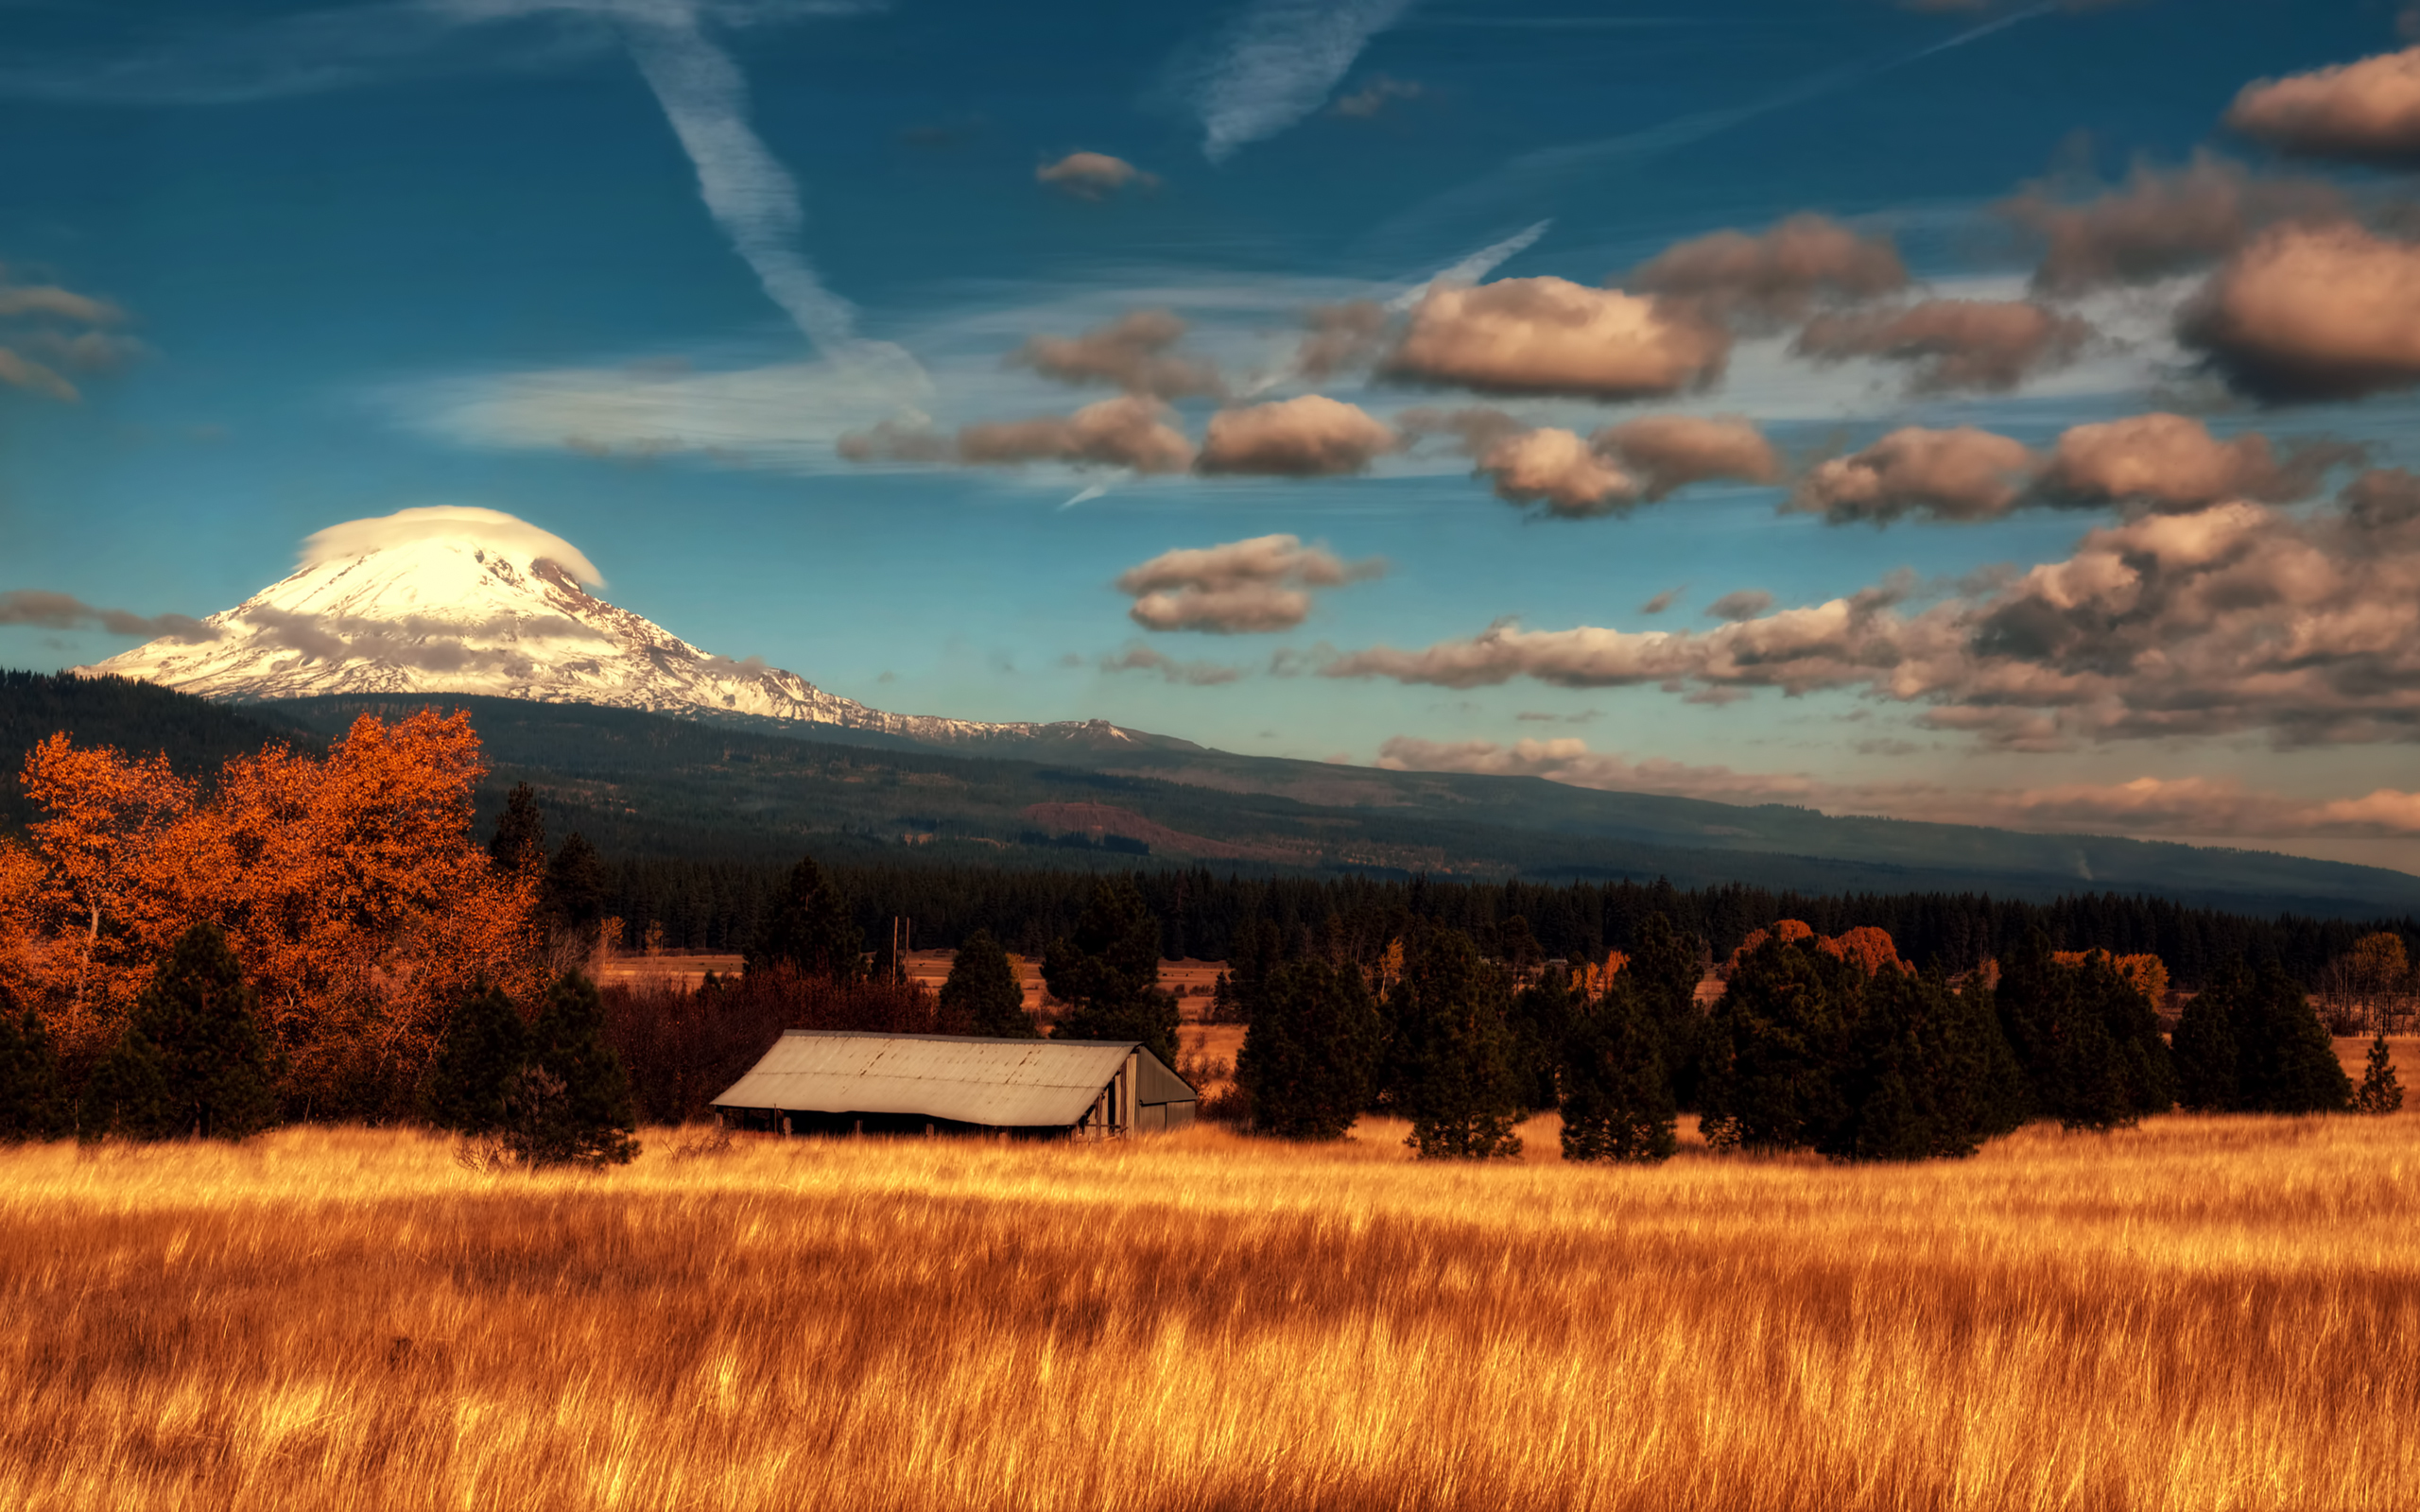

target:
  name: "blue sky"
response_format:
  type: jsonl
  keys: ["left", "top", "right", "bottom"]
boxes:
{"left": 8, "top": 0, "right": 2420, "bottom": 869}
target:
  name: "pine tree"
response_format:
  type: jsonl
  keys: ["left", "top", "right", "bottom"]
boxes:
{"left": 746, "top": 853, "right": 864, "bottom": 982}
{"left": 82, "top": 922, "right": 276, "bottom": 1141}
{"left": 0, "top": 992, "right": 67, "bottom": 1142}
{"left": 1388, "top": 927, "right": 1523, "bottom": 1160}
{"left": 79, "top": 1025, "right": 170, "bottom": 1143}
{"left": 1949, "top": 972, "right": 2029, "bottom": 1141}
{"left": 1698, "top": 934, "right": 1846, "bottom": 1152}
{"left": 1629, "top": 912, "right": 1704, "bottom": 1106}
{"left": 423, "top": 980, "right": 529, "bottom": 1134}
{"left": 489, "top": 782, "right": 546, "bottom": 873}
{"left": 1208, "top": 971, "right": 1237, "bottom": 1024}
{"left": 1559, "top": 971, "right": 1676, "bottom": 1163}
{"left": 2235, "top": 960, "right": 2351, "bottom": 1114}
{"left": 1819, "top": 966, "right": 1996, "bottom": 1161}
{"left": 1044, "top": 878, "right": 1179, "bottom": 1066}
{"left": 2171, "top": 967, "right": 2242, "bottom": 1111}
{"left": 510, "top": 971, "right": 638, "bottom": 1167}
{"left": 1506, "top": 963, "right": 1576, "bottom": 1110}
{"left": 1236, "top": 958, "right": 1382, "bottom": 1141}
{"left": 942, "top": 930, "right": 1035, "bottom": 1038}
{"left": 1994, "top": 933, "right": 2171, "bottom": 1131}
{"left": 2354, "top": 1034, "right": 2404, "bottom": 1115}
{"left": 2088, "top": 954, "right": 2177, "bottom": 1121}
{"left": 542, "top": 833, "right": 610, "bottom": 941}
{"left": 1223, "top": 917, "right": 1285, "bottom": 1024}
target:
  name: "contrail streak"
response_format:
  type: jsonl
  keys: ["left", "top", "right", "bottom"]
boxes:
{"left": 614, "top": 7, "right": 925, "bottom": 390}
{"left": 1357, "top": 3, "right": 2056, "bottom": 257}
{"left": 1190, "top": 0, "right": 1418, "bottom": 163}
{"left": 1386, "top": 218, "right": 1553, "bottom": 311}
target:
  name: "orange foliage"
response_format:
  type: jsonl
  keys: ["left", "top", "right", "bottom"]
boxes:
{"left": 1818, "top": 925, "right": 1907, "bottom": 976}
{"left": 1723, "top": 919, "right": 1814, "bottom": 977}
{"left": 2055, "top": 950, "right": 2170, "bottom": 1007}
{"left": 13, "top": 711, "right": 541, "bottom": 1104}
{"left": 0, "top": 839, "right": 51, "bottom": 1006}
{"left": 1574, "top": 950, "right": 1629, "bottom": 1000}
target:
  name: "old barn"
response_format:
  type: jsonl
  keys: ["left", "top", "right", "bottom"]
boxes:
{"left": 712, "top": 1031, "right": 1198, "bottom": 1139}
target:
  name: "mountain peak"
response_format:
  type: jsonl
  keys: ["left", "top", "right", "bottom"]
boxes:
{"left": 78, "top": 509, "right": 1158, "bottom": 749}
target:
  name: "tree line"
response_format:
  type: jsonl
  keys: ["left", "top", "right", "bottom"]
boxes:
{"left": 598, "top": 858, "right": 2419, "bottom": 993}
{"left": 1218, "top": 907, "right": 2399, "bottom": 1163}
{"left": 2, "top": 705, "right": 2407, "bottom": 1163}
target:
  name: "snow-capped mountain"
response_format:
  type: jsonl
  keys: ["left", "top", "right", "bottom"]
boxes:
{"left": 79, "top": 507, "right": 1161, "bottom": 750}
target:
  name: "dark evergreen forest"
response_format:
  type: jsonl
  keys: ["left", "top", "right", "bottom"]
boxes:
{"left": 601, "top": 856, "right": 2419, "bottom": 990}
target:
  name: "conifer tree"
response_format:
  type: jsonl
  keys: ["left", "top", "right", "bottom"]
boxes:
{"left": 511, "top": 971, "right": 638, "bottom": 1167}
{"left": 423, "top": 980, "right": 529, "bottom": 1134}
{"left": 1236, "top": 958, "right": 1382, "bottom": 1141}
{"left": 1208, "top": 971, "right": 1237, "bottom": 1024}
{"left": 1698, "top": 934, "right": 1847, "bottom": 1152}
{"left": 79, "top": 1025, "right": 170, "bottom": 1143}
{"left": 1559, "top": 971, "right": 1676, "bottom": 1163}
{"left": 489, "top": 782, "right": 546, "bottom": 873}
{"left": 2171, "top": 968, "right": 2243, "bottom": 1111}
{"left": 82, "top": 922, "right": 276, "bottom": 1141}
{"left": 2235, "top": 960, "right": 2350, "bottom": 1114}
{"left": 747, "top": 852, "right": 864, "bottom": 982}
{"left": 1388, "top": 926, "right": 1523, "bottom": 1159}
{"left": 1994, "top": 932, "right": 2173, "bottom": 1131}
{"left": 1044, "top": 877, "right": 1179, "bottom": 1066}
{"left": 1629, "top": 911, "right": 1704, "bottom": 1105}
{"left": 942, "top": 930, "right": 1035, "bottom": 1038}
{"left": 1949, "top": 972, "right": 2030, "bottom": 1141}
{"left": 1506, "top": 963, "right": 1576, "bottom": 1110}
{"left": 542, "top": 832, "right": 610, "bottom": 940}
{"left": 1821, "top": 966, "right": 1987, "bottom": 1161}
{"left": 2354, "top": 1034, "right": 2404, "bottom": 1115}
{"left": 0, "top": 991, "right": 67, "bottom": 1142}
{"left": 2090, "top": 953, "right": 2178, "bottom": 1121}
{"left": 1222, "top": 917, "right": 1285, "bottom": 1024}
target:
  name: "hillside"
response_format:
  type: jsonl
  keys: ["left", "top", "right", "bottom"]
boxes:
{"left": 7, "top": 674, "right": 2416, "bottom": 918}
{"left": 250, "top": 691, "right": 2420, "bottom": 919}
{"left": 0, "top": 671, "right": 322, "bottom": 833}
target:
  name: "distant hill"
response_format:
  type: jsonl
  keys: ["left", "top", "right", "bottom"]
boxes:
{"left": 251, "top": 691, "right": 2420, "bottom": 920}
{"left": 7, "top": 673, "right": 2416, "bottom": 920}
{"left": 0, "top": 672, "right": 321, "bottom": 834}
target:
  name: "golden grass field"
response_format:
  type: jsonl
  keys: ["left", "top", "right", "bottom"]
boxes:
{"left": 6, "top": 1091, "right": 2420, "bottom": 1512}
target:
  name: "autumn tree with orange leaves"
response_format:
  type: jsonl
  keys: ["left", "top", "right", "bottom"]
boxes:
{"left": 1, "top": 710, "right": 543, "bottom": 1117}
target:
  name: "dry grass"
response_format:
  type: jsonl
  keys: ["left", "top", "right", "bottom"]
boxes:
{"left": 5, "top": 1110, "right": 2420, "bottom": 1512}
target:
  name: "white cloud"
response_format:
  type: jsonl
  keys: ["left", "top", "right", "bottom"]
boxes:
{"left": 302, "top": 505, "right": 605, "bottom": 584}
{"left": 1117, "top": 533, "right": 1384, "bottom": 633}
{"left": 1327, "top": 476, "right": 2420, "bottom": 751}
{"left": 1376, "top": 735, "right": 2420, "bottom": 841}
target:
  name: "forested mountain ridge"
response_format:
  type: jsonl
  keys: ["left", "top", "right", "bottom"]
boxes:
{"left": 0, "top": 671, "right": 322, "bottom": 833}
{"left": 7, "top": 674, "right": 2414, "bottom": 919}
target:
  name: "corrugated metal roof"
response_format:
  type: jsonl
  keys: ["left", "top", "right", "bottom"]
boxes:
{"left": 711, "top": 1032, "right": 1195, "bottom": 1129}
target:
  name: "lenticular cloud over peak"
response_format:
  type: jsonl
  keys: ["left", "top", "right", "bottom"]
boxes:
{"left": 299, "top": 506, "right": 605, "bottom": 587}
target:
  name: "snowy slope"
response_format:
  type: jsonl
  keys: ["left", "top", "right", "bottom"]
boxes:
{"left": 79, "top": 522, "right": 1147, "bottom": 749}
